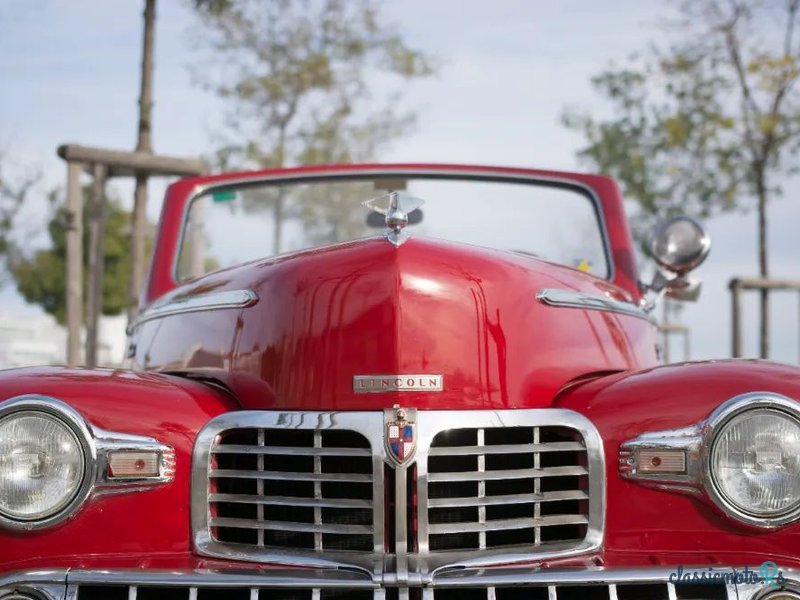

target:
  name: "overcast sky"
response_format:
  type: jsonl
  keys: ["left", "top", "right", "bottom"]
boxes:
{"left": 1, "top": 0, "right": 799, "bottom": 364}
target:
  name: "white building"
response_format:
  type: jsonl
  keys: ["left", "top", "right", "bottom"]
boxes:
{"left": 0, "top": 312, "right": 128, "bottom": 369}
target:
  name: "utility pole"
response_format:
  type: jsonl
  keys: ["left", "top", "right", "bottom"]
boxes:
{"left": 129, "top": 0, "right": 156, "bottom": 322}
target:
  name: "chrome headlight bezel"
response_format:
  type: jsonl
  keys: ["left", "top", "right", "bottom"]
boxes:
{"left": 701, "top": 393, "right": 800, "bottom": 528}
{"left": 0, "top": 395, "right": 97, "bottom": 531}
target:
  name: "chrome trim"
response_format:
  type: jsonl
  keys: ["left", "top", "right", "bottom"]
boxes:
{"left": 620, "top": 391, "right": 800, "bottom": 529}
{"left": 193, "top": 411, "right": 386, "bottom": 578}
{"left": 131, "top": 289, "right": 258, "bottom": 330}
{"left": 52, "top": 566, "right": 800, "bottom": 599}
{"left": 171, "top": 168, "right": 616, "bottom": 284}
{"left": 0, "top": 569, "right": 68, "bottom": 600}
{"left": 537, "top": 288, "right": 656, "bottom": 324}
{"left": 0, "top": 395, "right": 174, "bottom": 531}
{"left": 192, "top": 409, "right": 605, "bottom": 583}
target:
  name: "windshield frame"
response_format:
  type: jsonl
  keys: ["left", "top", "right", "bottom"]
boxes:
{"left": 145, "top": 164, "right": 641, "bottom": 307}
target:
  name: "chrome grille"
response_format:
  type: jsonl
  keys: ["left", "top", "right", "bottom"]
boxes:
{"left": 426, "top": 425, "right": 589, "bottom": 552}
{"left": 194, "top": 409, "right": 604, "bottom": 575}
{"left": 74, "top": 585, "right": 375, "bottom": 600}
{"left": 70, "top": 578, "right": 732, "bottom": 600}
{"left": 431, "top": 582, "right": 730, "bottom": 600}
{"left": 209, "top": 427, "right": 375, "bottom": 553}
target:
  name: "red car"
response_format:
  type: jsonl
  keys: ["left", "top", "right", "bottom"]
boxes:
{"left": 1, "top": 164, "right": 798, "bottom": 600}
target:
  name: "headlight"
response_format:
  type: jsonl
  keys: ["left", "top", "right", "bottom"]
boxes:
{"left": 711, "top": 408, "right": 800, "bottom": 516}
{"left": 0, "top": 410, "right": 86, "bottom": 521}
{"left": 0, "top": 396, "right": 95, "bottom": 529}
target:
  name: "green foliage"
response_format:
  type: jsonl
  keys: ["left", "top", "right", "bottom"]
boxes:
{"left": 563, "top": 0, "right": 800, "bottom": 245}
{"left": 190, "top": 0, "right": 436, "bottom": 246}
{"left": 9, "top": 189, "right": 148, "bottom": 325}
{"left": 0, "top": 156, "right": 38, "bottom": 263}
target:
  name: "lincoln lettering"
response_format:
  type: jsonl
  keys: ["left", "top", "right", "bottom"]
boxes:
{"left": 353, "top": 374, "right": 444, "bottom": 393}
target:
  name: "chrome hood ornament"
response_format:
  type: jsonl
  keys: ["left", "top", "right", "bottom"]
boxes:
{"left": 362, "top": 191, "right": 425, "bottom": 247}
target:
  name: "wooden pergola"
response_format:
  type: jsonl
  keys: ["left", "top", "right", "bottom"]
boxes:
{"left": 57, "top": 143, "right": 206, "bottom": 367}
{"left": 729, "top": 277, "right": 800, "bottom": 360}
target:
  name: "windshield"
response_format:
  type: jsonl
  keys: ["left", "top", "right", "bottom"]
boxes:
{"left": 177, "top": 175, "right": 610, "bottom": 280}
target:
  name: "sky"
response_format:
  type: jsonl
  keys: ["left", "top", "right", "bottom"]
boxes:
{"left": 1, "top": 0, "right": 799, "bottom": 364}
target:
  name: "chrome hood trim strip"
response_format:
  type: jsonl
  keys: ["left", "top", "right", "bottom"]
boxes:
{"left": 537, "top": 288, "right": 656, "bottom": 324}
{"left": 132, "top": 289, "right": 258, "bottom": 329}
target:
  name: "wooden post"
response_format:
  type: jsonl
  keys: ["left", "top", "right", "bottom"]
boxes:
{"left": 85, "top": 164, "right": 107, "bottom": 368}
{"left": 730, "top": 279, "right": 742, "bottom": 358}
{"left": 188, "top": 196, "right": 206, "bottom": 278}
{"left": 65, "top": 162, "right": 84, "bottom": 366}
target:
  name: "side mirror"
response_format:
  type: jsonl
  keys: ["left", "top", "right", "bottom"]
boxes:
{"left": 650, "top": 216, "right": 710, "bottom": 275}
{"left": 643, "top": 216, "right": 710, "bottom": 304}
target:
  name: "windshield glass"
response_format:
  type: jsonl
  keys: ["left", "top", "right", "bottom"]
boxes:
{"left": 177, "top": 175, "right": 610, "bottom": 280}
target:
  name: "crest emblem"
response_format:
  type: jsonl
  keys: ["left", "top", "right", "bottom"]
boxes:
{"left": 385, "top": 405, "right": 417, "bottom": 466}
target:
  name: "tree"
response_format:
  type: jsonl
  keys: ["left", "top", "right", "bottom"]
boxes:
{"left": 191, "top": 0, "right": 436, "bottom": 250}
{"left": 563, "top": 0, "right": 800, "bottom": 358}
{"left": 9, "top": 189, "right": 148, "bottom": 325}
{"left": 129, "top": 0, "right": 157, "bottom": 321}
{"left": 0, "top": 155, "right": 38, "bottom": 269}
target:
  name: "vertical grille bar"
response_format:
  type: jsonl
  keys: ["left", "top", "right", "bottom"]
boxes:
{"left": 477, "top": 428, "right": 486, "bottom": 551}
{"left": 257, "top": 429, "right": 265, "bottom": 547}
{"left": 314, "top": 430, "right": 323, "bottom": 552}
{"left": 533, "top": 426, "right": 541, "bottom": 547}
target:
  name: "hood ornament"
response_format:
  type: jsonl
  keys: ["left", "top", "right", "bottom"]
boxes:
{"left": 362, "top": 191, "right": 425, "bottom": 247}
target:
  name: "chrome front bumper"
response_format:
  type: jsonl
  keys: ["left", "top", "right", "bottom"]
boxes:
{"left": 2, "top": 567, "right": 797, "bottom": 600}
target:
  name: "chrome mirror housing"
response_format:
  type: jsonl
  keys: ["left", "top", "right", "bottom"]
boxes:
{"left": 649, "top": 216, "right": 710, "bottom": 275}
{"left": 641, "top": 217, "right": 710, "bottom": 307}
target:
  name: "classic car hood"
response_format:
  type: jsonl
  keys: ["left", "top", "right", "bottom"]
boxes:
{"left": 135, "top": 236, "right": 657, "bottom": 410}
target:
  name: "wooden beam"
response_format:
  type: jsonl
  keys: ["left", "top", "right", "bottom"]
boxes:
{"left": 729, "top": 277, "right": 800, "bottom": 291}
{"left": 57, "top": 144, "right": 206, "bottom": 178}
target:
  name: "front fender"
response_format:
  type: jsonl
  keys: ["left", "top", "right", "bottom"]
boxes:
{"left": 0, "top": 367, "right": 237, "bottom": 571}
{"left": 557, "top": 359, "right": 800, "bottom": 566}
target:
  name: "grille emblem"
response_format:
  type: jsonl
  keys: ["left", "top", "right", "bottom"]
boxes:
{"left": 385, "top": 405, "right": 417, "bottom": 466}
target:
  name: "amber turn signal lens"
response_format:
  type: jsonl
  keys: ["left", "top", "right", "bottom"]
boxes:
{"left": 107, "top": 451, "right": 161, "bottom": 479}
{"left": 636, "top": 449, "right": 686, "bottom": 474}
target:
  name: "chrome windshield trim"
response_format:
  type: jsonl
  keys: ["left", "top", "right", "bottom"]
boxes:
{"left": 192, "top": 409, "right": 605, "bottom": 583}
{"left": 172, "top": 168, "right": 616, "bottom": 284}
{"left": 537, "top": 288, "right": 656, "bottom": 324}
{"left": 132, "top": 289, "right": 258, "bottom": 330}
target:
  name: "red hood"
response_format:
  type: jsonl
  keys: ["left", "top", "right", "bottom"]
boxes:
{"left": 136, "top": 237, "right": 657, "bottom": 410}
